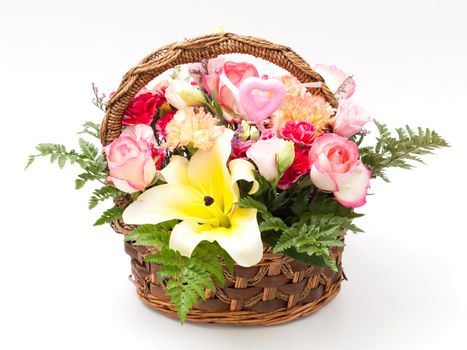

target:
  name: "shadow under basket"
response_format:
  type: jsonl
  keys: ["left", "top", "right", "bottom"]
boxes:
{"left": 103, "top": 32, "right": 345, "bottom": 325}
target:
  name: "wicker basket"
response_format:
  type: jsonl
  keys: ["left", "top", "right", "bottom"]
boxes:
{"left": 102, "top": 32, "right": 344, "bottom": 326}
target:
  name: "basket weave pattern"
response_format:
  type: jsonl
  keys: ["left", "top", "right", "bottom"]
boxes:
{"left": 124, "top": 242, "right": 342, "bottom": 325}
{"left": 103, "top": 33, "right": 344, "bottom": 325}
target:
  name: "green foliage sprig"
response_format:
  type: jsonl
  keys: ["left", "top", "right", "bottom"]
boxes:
{"left": 360, "top": 121, "right": 449, "bottom": 182}
{"left": 125, "top": 222, "right": 234, "bottom": 323}
{"left": 27, "top": 120, "right": 125, "bottom": 224}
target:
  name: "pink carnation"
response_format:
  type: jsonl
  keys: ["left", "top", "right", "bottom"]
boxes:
{"left": 281, "top": 121, "right": 316, "bottom": 146}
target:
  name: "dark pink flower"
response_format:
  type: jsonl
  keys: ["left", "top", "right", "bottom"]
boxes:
{"left": 260, "top": 129, "right": 275, "bottom": 140}
{"left": 152, "top": 147, "right": 165, "bottom": 170}
{"left": 155, "top": 110, "right": 176, "bottom": 138}
{"left": 232, "top": 140, "right": 255, "bottom": 159}
{"left": 122, "top": 90, "right": 165, "bottom": 126}
{"left": 278, "top": 147, "right": 311, "bottom": 190}
{"left": 281, "top": 120, "right": 316, "bottom": 146}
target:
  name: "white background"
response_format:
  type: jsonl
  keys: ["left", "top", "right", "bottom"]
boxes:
{"left": 1, "top": 0, "right": 466, "bottom": 349}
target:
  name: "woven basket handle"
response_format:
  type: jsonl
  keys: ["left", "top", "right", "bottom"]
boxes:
{"left": 100, "top": 32, "right": 337, "bottom": 145}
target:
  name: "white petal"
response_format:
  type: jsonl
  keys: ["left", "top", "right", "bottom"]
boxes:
{"left": 333, "top": 162, "right": 371, "bottom": 208}
{"left": 169, "top": 220, "right": 213, "bottom": 257}
{"left": 246, "top": 137, "right": 287, "bottom": 182}
{"left": 122, "top": 184, "right": 216, "bottom": 225}
{"left": 213, "top": 208, "right": 263, "bottom": 267}
{"left": 309, "top": 164, "right": 338, "bottom": 191}
{"left": 169, "top": 208, "right": 263, "bottom": 267}
{"left": 160, "top": 155, "right": 189, "bottom": 185}
{"left": 228, "top": 158, "right": 259, "bottom": 200}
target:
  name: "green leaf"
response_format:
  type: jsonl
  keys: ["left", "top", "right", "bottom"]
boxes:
{"left": 79, "top": 138, "right": 99, "bottom": 160}
{"left": 125, "top": 221, "right": 175, "bottom": 248}
{"left": 262, "top": 232, "right": 331, "bottom": 269}
{"left": 75, "top": 179, "right": 86, "bottom": 190}
{"left": 361, "top": 120, "right": 449, "bottom": 182}
{"left": 25, "top": 155, "right": 35, "bottom": 169}
{"left": 236, "top": 196, "right": 271, "bottom": 218}
{"left": 308, "top": 194, "right": 364, "bottom": 219}
{"left": 259, "top": 217, "right": 288, "bottom": 232}
{"left": 142, "top": 238, "right": 233, "bottom": 324}
{"left": 88, "top": 186, "right": 124, "bottom": 209}
{"left": 78, "top": 121, "right": 100, "bottom": 139}
{"left": 267, "top": 214, "right": 356, "bottom": 272}
{"left": 93, "top": 207, "right": 124, "bottom": 226}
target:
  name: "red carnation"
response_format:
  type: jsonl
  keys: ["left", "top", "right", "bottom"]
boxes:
{"left": 152, "top": 147, "right": 166, "bottom": 170}
{"left": 155, "top": 110, "right": 176, "bottom": 138}
{"left": 281, "top": 121, "right": 316, "bottom": 146}
{"left": 122, "top": 92, "right": 164, "bottom": 126}
{"left": 278, "top": 147, "right": 311, "bottom": 190}
{"left": 232, "top": 140, "right": 255, "bottom": 159}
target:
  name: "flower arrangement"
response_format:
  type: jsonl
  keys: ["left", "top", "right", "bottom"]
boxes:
{"left": 28, "top": 54, "right": 448, "bottom": 323}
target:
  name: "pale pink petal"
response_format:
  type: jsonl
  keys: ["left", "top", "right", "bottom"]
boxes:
{"left": 314, "top": 64, "right": 355, "bottom": 98}
{"left": 143, "top": 153, "right": 157, "bottom": 185}
{"left": 309, "top": 164, "right": 338, "bottom": 191}
{"left": 122, "top": 124, "right": 156, "bottom": 146}
{"left": 333, "top": 162, "right": 371, "bottom": 208}
{"left": 109, "top": 177, "right": 139, "bottom": 193}
{"left": 106, "top": 136, "right": 140, "bottom": 163}
{"left": 110, "top": 151, "right": 146, "bottom": 189}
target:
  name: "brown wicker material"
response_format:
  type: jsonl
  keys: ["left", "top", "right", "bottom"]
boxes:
{"left": 124, "top": 241, "right": 343, "bottom": 326}
{"left": 103, "top": 33, "right": 344, "bottom": 325}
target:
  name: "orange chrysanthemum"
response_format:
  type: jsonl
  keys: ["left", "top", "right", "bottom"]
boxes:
{"left": 272, "top": 94, "right": 335, "bottom": 135}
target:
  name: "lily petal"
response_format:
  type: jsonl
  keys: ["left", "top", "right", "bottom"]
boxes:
{"left": 169, "top": 207, "right": 263, "bottom": 267}
{"left": 122, "top": 184, "right": 216, "bottom": 225}
{"left": 229, "top": 158, "right": 259, "bottom": 200}
{"left": 214, "top": 208, "right": 263, "bottom": 267}
{"left": 333, "top": 161, "right": 371, "bottom": 208}
{"left": 160, "top": 155, "right": 189, "bottom": 185}
{"left": 187, "top": 129, "right": 235, "bottom": 213}
{"left": 169, "top": 220, "right": 212, "bottom": 258}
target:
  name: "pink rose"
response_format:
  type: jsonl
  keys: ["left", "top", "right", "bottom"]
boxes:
{"left": 333, "top": 100, "right": 371, "bottom": 138}
{"left": 219, "top": 61, "right": 259, "bottom": 113}
{"left": 309, "top": 133, "right": 371, "bottom": 208}
{"left": 314, "top": 64, "right": 356, "bottom": 99}
{"left": 104, "top": 124, "right": 157, "bottom": 193}
{"left": 281, "top": 121, "right": 316, "bottom": 146}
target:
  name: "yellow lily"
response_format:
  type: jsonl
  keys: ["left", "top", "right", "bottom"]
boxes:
{"left": 122, "top": 129, "right": 263, "bottom": 267}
